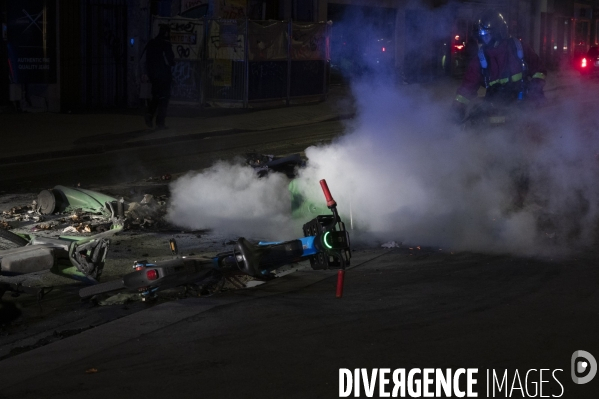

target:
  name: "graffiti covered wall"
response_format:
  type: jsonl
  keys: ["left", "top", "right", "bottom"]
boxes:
{"left": 214, "top": 0, "right": 247, "bottom": 19}
{"left": 152, "top": 16, "right": 204, "bottom": 103}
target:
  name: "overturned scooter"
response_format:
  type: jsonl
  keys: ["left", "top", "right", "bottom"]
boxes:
{"left": 0, "top": 226, "right": 122, "bottom": 299}
{"left": 80, "top": 179, "right": 351, "bottom": 299}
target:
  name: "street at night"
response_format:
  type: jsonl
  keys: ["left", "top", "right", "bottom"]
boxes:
{"left": 1, "top": 0, "right": 599, "bottom": 398}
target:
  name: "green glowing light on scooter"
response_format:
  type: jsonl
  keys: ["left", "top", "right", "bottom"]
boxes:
{"left": 323, "top": 231, "right": 333, "bottom": 249}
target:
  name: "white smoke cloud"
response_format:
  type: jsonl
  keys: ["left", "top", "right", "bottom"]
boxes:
{"left": 302, "top": 75, "right": 599, "bottom": 255}
{"left": 167, "top": 5, "right": 599, "bottom": 257}
{"left": 167, "top": 161, "right": 297, "bottom": 239}
{"left": 167, "top": 74, "right": 599, "bottom": 257}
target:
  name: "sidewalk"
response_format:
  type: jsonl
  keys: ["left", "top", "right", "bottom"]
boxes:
{"left": 0, "top": 85, "right": 355, "bottom": 165}
{"left": 0, "top": 71, "right": 575, "bottom": 165}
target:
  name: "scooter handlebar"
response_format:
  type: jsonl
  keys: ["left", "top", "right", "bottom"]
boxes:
{"left": 319, "top": 179, "right": 337, "bottom": 208}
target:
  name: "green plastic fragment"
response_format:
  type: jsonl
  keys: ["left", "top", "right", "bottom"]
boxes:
{"left": 53, "top": 185, "right": 118, "bottom": 214}
{"left": 288, "top": 179, "right": 328, "bottom": 219}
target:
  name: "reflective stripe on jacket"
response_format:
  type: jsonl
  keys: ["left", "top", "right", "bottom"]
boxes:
{"left": 454, "top": 38, "right": 546, "bottom": 104}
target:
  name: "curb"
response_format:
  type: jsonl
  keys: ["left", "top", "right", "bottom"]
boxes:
{"left": 0, "top": 113, "right": 355, "bottom": 166}
{"left": 0, "top": 249, "right": 386, "bottom": 388}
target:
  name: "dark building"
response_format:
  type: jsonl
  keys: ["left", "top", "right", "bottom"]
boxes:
{"left": 0, "top": 0, "right": 594, "bottom": 111}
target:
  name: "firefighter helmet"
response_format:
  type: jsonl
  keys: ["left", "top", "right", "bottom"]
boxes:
{"left": 477, "top": 9, "right": 508, "bottom": 44}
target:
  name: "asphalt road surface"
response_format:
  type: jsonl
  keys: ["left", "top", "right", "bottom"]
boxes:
{"left": 0, "top": 120, "right": 344, "bottom": 192}
{"left": 0, "top": 120, "right": 598, "bottom": 398}
{"left": 0, "top": 247, "right": 598, "bottom": 398}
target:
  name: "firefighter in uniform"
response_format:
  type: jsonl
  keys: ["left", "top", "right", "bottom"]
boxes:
{"left": 451, "top": 10, "right": 547, "bottom": 122}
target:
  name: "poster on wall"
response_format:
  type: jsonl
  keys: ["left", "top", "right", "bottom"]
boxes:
{"left": 152, "top": 17, "right": 204, "bottom": 60}
{"left": 212, "top": 59, "right": 232, "bottom": 86}
{"left": 7, "top": 0, "right": 57, "bottom": 84}
{"left": 220, "top": 20, "right": 239, "bottom": 47}
{"left": 180, "top": 0, "right": 210, "bottom": 17}
{"left": 207, "top": 20, "right": 244, "bottom": 60}
{"left": 291, "top": 23, "right": 327, "bottom": 60}
{"left": 181, "top": 0, "right": 209, "bottom": 14}
{"left": 215, "top": 0, "right": 247, "bottom": 19}
{"left": 248, "top": 21, "right": 287, "bottom": 61}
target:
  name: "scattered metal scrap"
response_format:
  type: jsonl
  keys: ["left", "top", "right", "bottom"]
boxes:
{"left": 1, "top": 227, "right": 121, "bottom": 277}
{"left": 2, "top": 204, "right": 43, "bottom": 223}
{"left": 1, "top": 186, "right": 125, "bottom": 232}
{"left": 0, "top": 185, "right": 130, "bottom": 296}
{"left": 0, "top": 184, "right": 173, "bottom": 298}
{"left": 16, "top": 186, "right": 170, "bottom": 232}
{"left": 2, "top": 205, "right": 31, "bottom": 217}
{"left": 0, "top": 174, "right": 262, "bottom": 302}
{"left": 33, "top": 222, "right": 57, "bottom": 231}
{"left": 0, "top": 226, "right": 122, "bottom": 299}
{"left": 124, "top": 194, "right": 168, "bottom": 230}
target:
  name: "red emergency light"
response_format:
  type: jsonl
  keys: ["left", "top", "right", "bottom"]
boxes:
{"left": 382, "top": 47, "right": 386, "bottom": 52}
{"left": 582, "top": 57, "right": 588, "bottom": 68}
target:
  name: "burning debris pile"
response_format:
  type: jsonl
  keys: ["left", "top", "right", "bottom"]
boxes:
{"left": 61, "top": 210, "right": 114, "bottom": 234}
{"left": 0, "top": 185, "right": 174, "bottom": 294}
{"left": 0, "top": 186, "right": 171, "bottom": 235}
{"left": 2, "top": 204, "right": 44, "bottom": 224}
{"left": 124, "top": 194, "right": 168, "bottom": 230}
